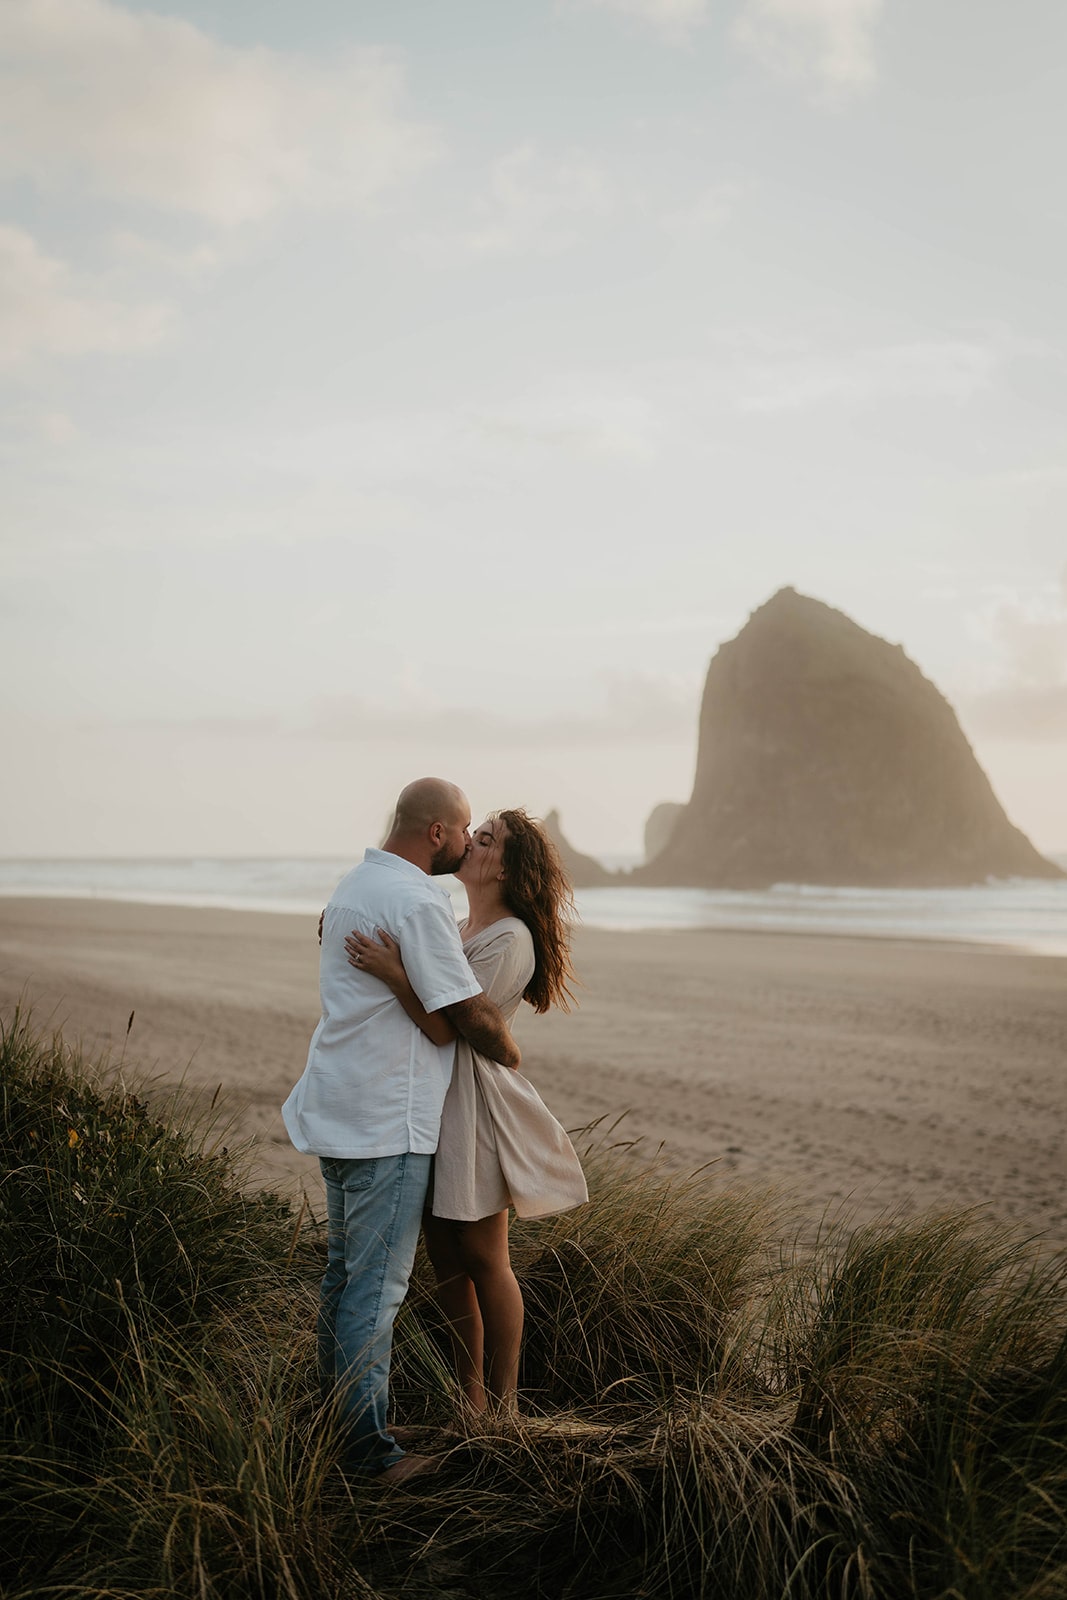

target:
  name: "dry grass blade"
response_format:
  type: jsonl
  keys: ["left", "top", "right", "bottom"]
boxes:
{"left": 2, "top": 1011, "right": 1065, "bottom": 1600}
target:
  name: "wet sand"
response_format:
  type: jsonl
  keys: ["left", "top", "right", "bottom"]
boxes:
{"left": 2, "top": 895, "right": 1065, "bottom": 1244}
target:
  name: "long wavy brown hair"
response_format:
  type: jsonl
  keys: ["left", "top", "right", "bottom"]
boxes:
{"left": 495, "top": 808, "right": 577, "bottom": 1014}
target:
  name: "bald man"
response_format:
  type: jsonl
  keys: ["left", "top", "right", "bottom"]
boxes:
{"left": 282, "top": 778, "right": 520, "bottom": 1484}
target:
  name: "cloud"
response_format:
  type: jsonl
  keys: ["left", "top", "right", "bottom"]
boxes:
{"left": 476, "top": 377, "right": 660, "bottom": 461}
{"left": 992, "top": 595, "right": 1067, "bottom": 686}
{"left": 0, "top": 0, "right": 437, "bottom": 225}
{"left": 961, "top": 685, "right": 1067, "bottom": 742}
{"left": 734, "top": 0, "right": 883, "bottom": 97}
{"left": 0, "top": 225, "right": 172, "bottom": 366}
{"left": 131, "top": 671, "right": 699, "bottom": 749}
{"left": 424, "top": 143, "right": 613, "bottom": 259}
{"left": 737, "top": 339, "right": 996, "bottom": 412}
{"left": 107, "top": 230, "right": 221, "bottom": 280}
{"left": 960, "top": 579, "right": 1067, "bottom": 742}
{"left": 597, "top": 671, "right": 699, "bottom": 738}
{"left": 35, "top": 409, "right": 81, "bottom": 445}
{"left": 572, "top": 0, "right": 710, "bottom": 39}
{"left": 0, "top": 402, "right": 83, "bottom": 446}
{"left": 660, "top": 182, "right": 740, "bottom": 239}
{"left": 573, "top": 0, "right": 879, "bottom": 78}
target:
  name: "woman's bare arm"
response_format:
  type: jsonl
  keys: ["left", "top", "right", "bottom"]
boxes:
{"left": 344, "top": 928, "right": 457, "bottom": 1047}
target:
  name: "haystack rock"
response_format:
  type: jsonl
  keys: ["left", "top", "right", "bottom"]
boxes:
{"left": 543, "top": 810, "right": 613, "bottom": 888}
{"left": 635, "top": 588, "right": 1063, "bottom": 889}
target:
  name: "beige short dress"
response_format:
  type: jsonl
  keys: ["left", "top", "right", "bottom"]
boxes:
{"left": 430, "top": 916, "right": 589, "bottom": 1224}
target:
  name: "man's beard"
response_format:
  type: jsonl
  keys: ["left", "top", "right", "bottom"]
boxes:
{"left": 430, "top": 842, "right": 467, "bottom": 876}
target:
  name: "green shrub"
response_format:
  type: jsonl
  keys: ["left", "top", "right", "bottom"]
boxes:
{"left": 512, "top": 1136, "right": 780, "bottom": 1412}
{"left": 0, "top": 1007, "right": 305, "bottom": 1592}
{"left": 785, "top": 1212, "right": 1067, "bottom": 1599}
{"left": 0, "top": 1009, "right": 296, "bottom": 1361}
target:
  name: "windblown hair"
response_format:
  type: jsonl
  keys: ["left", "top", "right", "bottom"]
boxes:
{"left": 495, "top": 808, "right": 577, "bottom": 1014}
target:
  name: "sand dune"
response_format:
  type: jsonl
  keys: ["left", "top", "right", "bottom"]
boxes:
{"left": 1, "top": 895, "right": 1064, "bottom": 1246}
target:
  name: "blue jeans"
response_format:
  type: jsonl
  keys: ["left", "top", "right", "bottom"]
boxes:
{"left": 317, "top": 1153, "right": 432, "bottom": 1474}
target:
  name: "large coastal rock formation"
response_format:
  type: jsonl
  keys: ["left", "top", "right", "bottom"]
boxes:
{"left": 543, "top": 810, "right": 614, "bottom": 888}
{"left": 634, "top": 588, "right": 1062, "bottom": 888}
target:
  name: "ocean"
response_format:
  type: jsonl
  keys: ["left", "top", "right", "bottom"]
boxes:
{"left": 2, "top": 855, "right": 1067, "bottom": 957}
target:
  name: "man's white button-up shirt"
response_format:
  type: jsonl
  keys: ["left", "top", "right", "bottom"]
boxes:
{"left": 282, "top": 849, "right": 482, "bottom": 1159}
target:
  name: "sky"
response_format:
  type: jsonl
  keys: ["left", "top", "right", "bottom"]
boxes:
{"left": 2, "top": 0, "right": 1065, "bottom": 862}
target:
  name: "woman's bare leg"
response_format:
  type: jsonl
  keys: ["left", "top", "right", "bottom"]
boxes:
{"left": 454, "top": 1211, "right": 523, "bottom": 1412}
{"left": 423, "top": 1212, "right": 486, "bottom": 1414}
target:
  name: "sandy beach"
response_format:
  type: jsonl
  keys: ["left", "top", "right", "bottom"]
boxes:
{"left": 2, "top": 895, "right": 1065, "bottom": 1247}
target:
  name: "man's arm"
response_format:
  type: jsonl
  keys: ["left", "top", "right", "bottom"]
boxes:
{"left": 443, "top": 993, "right": 521, "bottom": 1070}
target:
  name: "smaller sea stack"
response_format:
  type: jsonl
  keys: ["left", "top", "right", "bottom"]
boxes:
{"left": 543, "top": 810, "right": 613, "bottom": 887}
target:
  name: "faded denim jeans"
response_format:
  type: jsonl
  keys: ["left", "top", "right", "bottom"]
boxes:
{"left": 317, "top": 1153, "right": 432, "bottom": 1474}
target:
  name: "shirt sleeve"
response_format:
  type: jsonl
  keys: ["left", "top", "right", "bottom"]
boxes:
{"left": 398, "top": 897, "right": 482, "bottom": 1014}
{"left": 467, "top": 925, "right": 535, "bottom": 1007}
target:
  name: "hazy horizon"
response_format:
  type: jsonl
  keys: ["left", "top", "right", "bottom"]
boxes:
{"left": 2, "top": 1, "right": 1065, "bottom": 862}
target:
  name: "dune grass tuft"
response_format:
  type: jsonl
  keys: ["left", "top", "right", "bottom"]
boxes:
{"left": 511, "top": 1131, "right": 781, "bottom": 1414}
{"left": 2, "top": 1009, "right": 1064, "bottom": 1599}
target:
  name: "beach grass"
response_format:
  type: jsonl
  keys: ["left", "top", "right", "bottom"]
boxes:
{"left": 1, "top": 1008, "right": 1064, "bottom": 1599}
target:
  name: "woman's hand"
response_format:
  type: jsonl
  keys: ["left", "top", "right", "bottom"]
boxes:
{"left": 345, "top": 927, "right": 406, "bottom": 991}
{"left": 348, "top": 926, "right": 456, "bottom": 1046}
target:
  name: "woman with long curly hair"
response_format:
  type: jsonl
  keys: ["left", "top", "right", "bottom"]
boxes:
{"left": 345, "top": 808, "right": 587, "bottom": 1417}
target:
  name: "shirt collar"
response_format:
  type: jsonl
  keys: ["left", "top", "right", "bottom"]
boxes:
{"left": 363, "top": 846, "right": 430, "bottom": 881}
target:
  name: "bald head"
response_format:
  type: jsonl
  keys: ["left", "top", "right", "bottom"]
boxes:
{"left": 384, "top": 777, "right": 472, "bottom": 875}
{"left": 393, "top": 777, "right": 469, "bottom": 834}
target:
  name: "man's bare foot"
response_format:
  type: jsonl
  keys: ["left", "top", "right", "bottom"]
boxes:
{"left": 389, "top": 1424, "right": 427, "bottom": 1446}
{"left": 377, "top": 1452, "right": 440, "bottom": 1487}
